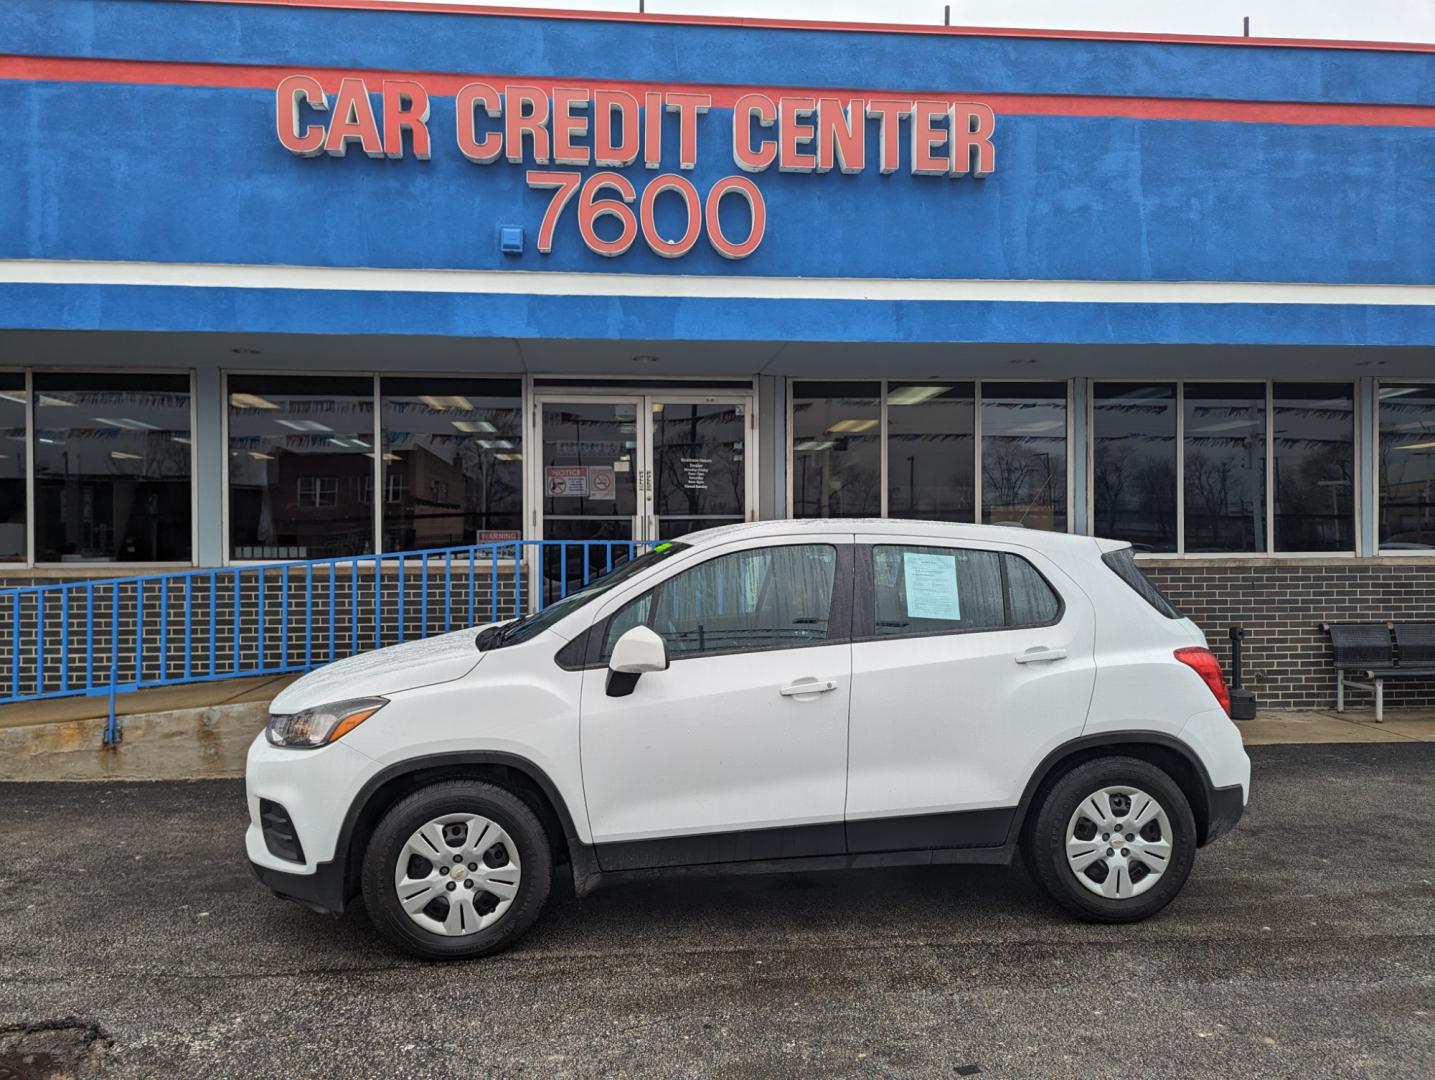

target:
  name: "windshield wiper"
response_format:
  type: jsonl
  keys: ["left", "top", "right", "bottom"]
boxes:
{"left": 475, "top": 621, "right": 517, "bottom": 651}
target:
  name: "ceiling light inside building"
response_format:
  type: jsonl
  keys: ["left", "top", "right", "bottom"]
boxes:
{"left": 885, "top": 386, "right": 948, "bottom": 406}
{"left": 826, "top": 419, "right": 878, "bottom": 433}
{"left": 94, "top": 417, "right": 160, "bottom": 431}
{"left": 248, "top": 451, "right": 275, "bottom": 460}
{"left": 276, "top": 419, "right": 333, "bottom": 432}
{"left": 420, "top": 395, "right": 476, "bottom": 412}
{"left": 231, "top": 393, "right": 280, "bottom": 410}
{"left": 1396, "top": 440, "right": 1435, "bottom": 451}
{"left": 110, "top": 451, "right": 142, "bottom": 460}
{"left": 451, "top": 420, "right": 498, "bottom": 433}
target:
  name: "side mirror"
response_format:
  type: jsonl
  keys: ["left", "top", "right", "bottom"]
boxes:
{"left": 606, "top": 625, "right": 668, "bottom": 697}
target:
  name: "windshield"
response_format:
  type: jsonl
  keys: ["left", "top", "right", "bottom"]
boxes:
{"left": 487, "top": 542, "right": 690, "bottom": 648}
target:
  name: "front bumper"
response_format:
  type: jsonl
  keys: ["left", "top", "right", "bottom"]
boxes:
{"left": 248, "top": 857, "right": 349, "bottom": 915}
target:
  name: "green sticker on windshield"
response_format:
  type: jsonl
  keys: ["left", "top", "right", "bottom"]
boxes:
{"left": 654, "top": 542, "right": 673, "bottom": 552}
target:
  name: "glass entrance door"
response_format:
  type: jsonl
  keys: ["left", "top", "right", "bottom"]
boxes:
{"left": 651, "top": 398, "right": 749, "bottom": 539}
{"left": 533, "top": 391, "right": 753, "bottom": 600}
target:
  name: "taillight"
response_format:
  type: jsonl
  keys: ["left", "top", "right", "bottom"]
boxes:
{"left": 1174, "top": 646, "right": 1231, "bottom": 716}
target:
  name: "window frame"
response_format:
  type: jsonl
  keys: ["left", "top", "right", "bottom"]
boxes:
{"left": 1375, "top": 378, "right": 1435, "bottom": 557}
{"left": 572, "top": 538, "right": 856, "bottom": 669}
{"left": 1087, "top": 378, "right": 1360, "bottom": 560}
{"left": 851, "top": 540, "right": 1065, "bottom": 644}
{"left": 786, "top": 378, "right": 1074, "bottom": 531}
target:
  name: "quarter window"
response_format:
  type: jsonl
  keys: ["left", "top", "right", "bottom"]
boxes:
{"left": 603, "top": 544, "right": 838, "bottom": 660}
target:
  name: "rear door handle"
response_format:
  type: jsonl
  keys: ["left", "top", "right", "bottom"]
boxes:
{"left": 779, "top": 679, "right": 838, "bottom": 697}
{"left": 1015, "top": 647, "right": 1067, "bottom": 665}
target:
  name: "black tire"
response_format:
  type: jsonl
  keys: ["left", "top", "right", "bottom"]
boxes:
{"left": 361, "top": 779, "right": 552, "bottom": 960}
{"left": 1024, "top": 756, "right": 1196, "bottom": 924}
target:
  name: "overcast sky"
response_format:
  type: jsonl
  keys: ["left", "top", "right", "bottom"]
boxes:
{"left": 403, "top": 0, "right": 1435, "bottom": 43}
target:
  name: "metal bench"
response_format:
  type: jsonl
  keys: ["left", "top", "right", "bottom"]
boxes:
{"left": 1324, "top": 622, "right": 1435, "bottom": 721}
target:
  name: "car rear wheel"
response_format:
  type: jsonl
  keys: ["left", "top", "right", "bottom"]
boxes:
{"left": 361, "top": 779, "right": 552, "bottom": 960}
{"left": 1025, "top": 756, "right": 1196, "bottom": 923}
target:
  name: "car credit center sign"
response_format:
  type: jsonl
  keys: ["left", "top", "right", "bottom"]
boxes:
{"left": 275, "top": 76, "right": 996, "bottom": 260}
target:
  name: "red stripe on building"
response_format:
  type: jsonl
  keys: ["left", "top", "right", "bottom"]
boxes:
{"left": 3, "top": 54, "right": 1433, "bottom": 128}
{"left": 178, "top": 0, "right": 1435, "bottom": 55}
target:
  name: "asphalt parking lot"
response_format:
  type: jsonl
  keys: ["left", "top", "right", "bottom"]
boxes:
{"left": 2, "top": 743, "right": 1433, "bottom": 1079}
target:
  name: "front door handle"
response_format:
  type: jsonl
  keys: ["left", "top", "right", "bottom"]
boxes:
{"left": 1015, "top": 647, "right": 1067, "bottom": 665}
{"left": 779, "top": 679, "right": 838, "bottom": 697}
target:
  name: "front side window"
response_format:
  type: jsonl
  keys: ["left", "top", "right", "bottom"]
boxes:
{"left": 228, "top": 375, "right": 374, "bottom": 560}
{"left": 1379, "top": 383, "right": 1435, "bottom": 551}
{"left": 33, "top": 372, "right": 192, "bottom": 563}
{"left": 604, "top": 544, "right": 838, "bottom": 659}
{"left": 0, "top": 373, "right": 25, "bottom": 562}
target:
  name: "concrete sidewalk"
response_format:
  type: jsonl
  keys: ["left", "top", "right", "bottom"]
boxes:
{"left": 1, "top": 674, "right": 1432, "bottom": 781}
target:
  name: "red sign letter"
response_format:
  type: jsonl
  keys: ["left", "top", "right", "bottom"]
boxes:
{"left": 382, "top": 80, "right": 430, "bottom": 160}
{"left": 732, "top": 93, "right": 777, "bottom": 173}
{"left": 324, "top": 77, "right": 383, "bottom": 158}
{"left": 664, "top": 92, "right": 711, "bottom": 170}
{"left": 551, "top": 87, "right": 592, "bottom": 167}
{"left": 864, "top": 99, "right": 910, "bottom": 175}
{"left": 952, "top": 102, "right": 996, "bottom": 178}
{"left": 275, "top": 75, "right": 328, "bottom": 157}
{"left": 455, "top": 82, "right": 503, "bottom": 164}
{"left": 505, "top": 86, "right": 551, "bottom": 166}
{"left": 594, "top": 90, "right": 640, "bottom": 167}
{"left": 816, "top": 98, "right": 864, "bottom": 174}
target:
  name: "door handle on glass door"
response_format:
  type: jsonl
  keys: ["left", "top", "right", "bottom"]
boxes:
{"left": 1014, "top": 647, "right": 1067, "bottom": 664}
{"left": 779, "top": 679, "right": 838, "bottom": 697}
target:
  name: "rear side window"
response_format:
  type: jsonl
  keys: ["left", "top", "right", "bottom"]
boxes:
{"left": 869, "top": 546, "right": 1062, "bottom": 637}
{"left": 1101, "top": 547, "right": 1183, "bottom": 619}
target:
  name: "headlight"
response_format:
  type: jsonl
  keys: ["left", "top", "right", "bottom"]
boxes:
{"left": 266, "top": 697, "right": 387, "bottom": 749}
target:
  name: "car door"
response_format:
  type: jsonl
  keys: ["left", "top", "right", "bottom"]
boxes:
{"left": 579, "top": 536, "right": 854, "bottom": 869}
{"left": 844, "top": 535, "right": 1096, "bottom": 852}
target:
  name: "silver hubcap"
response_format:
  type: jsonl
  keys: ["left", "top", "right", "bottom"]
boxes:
{"left": 1066, "top": 786, "right": 1173, "bottom": 900}
{"left": 393, "top": 813, "right": 522, "bottom": 936}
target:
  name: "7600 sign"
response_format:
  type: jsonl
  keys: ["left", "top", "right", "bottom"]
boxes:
{"left": 527, "top": 171, "right": 766, "bottom": 260}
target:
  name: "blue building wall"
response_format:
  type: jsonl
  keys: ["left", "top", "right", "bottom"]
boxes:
{"left": 0, "top": 0, "right": 1432, "bottom": 345}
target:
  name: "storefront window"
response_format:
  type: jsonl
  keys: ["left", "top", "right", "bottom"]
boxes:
{"left": 981, "top": 382, "right": 1067, "bottom": 531}
{"left": 791, "top": 382, "right": 881, "bottom": 518}
{"left": 228, "top": 375, "right": 374, "bottom": 560}
{"left": 380, "top": 378, "right": 523, "bottom": 551}
{"left": 1379, "top": 382, "right": 1435, "bottom": 551}
{"left": 1092, "top": 383, "right": 1177, "bottom": 553}
{"left": 887, "top": 383, "right": 974, "bottom": 522}
{"left": 1274, "top": 383, "right": 1355, "bottom": 552}
{"left": 32, "top": 373, "right": 192, "bottom": 563}
{"left": 1183, "top": 383, "right": 1266, "bottom": 553}
{"left": 0, "top": 374, "right": 25, "bottom": 562}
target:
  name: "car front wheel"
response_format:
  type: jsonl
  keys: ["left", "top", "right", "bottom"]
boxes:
{"left": 361, "top": 779, "right": 553, "bottom": 960}
{"left": 1025, "top": 756, "right": 1197, "bottom": 923}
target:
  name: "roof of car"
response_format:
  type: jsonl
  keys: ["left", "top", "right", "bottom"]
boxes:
{"left": 675, "top": 519, "right": 1109, "bottom": 555}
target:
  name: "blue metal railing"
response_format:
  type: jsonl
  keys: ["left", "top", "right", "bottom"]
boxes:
{"left": 0, "top": 539, "right": 649, "bottom": 745}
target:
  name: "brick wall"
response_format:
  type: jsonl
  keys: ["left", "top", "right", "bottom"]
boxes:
{"left": 1143, "top": 558, "right": 1435, "bottom": 711}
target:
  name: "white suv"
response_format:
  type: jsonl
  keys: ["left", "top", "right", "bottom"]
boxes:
{"left": 246, "top": 520, "right": 1249, "bottom": 960}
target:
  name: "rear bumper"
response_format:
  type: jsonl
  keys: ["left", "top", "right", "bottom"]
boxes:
{"left": 248, "top": 858, "right": 349, "bottom": 916}
{"left": 1204, "top": 783, "right": 1245, "bottom": 845}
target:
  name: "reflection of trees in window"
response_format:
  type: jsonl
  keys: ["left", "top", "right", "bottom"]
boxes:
{"left": 1378, "top": 384, "right": 1435, "bottom": 548}
{"left": 980, "top": 385, "right": 1066, "bottom": 531}
{"left": 1274, "top": 385, "right": 1354, "bottom": 551}
{"left": 1092, "top": 387, "right": 1177, "bottom": 552}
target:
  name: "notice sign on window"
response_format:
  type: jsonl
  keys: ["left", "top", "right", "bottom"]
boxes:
{"left": 903, "top": 552, "right": 961, "bottom": 621}
{"left": 545, "top": 466, "right": 588, "bottom": 497}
